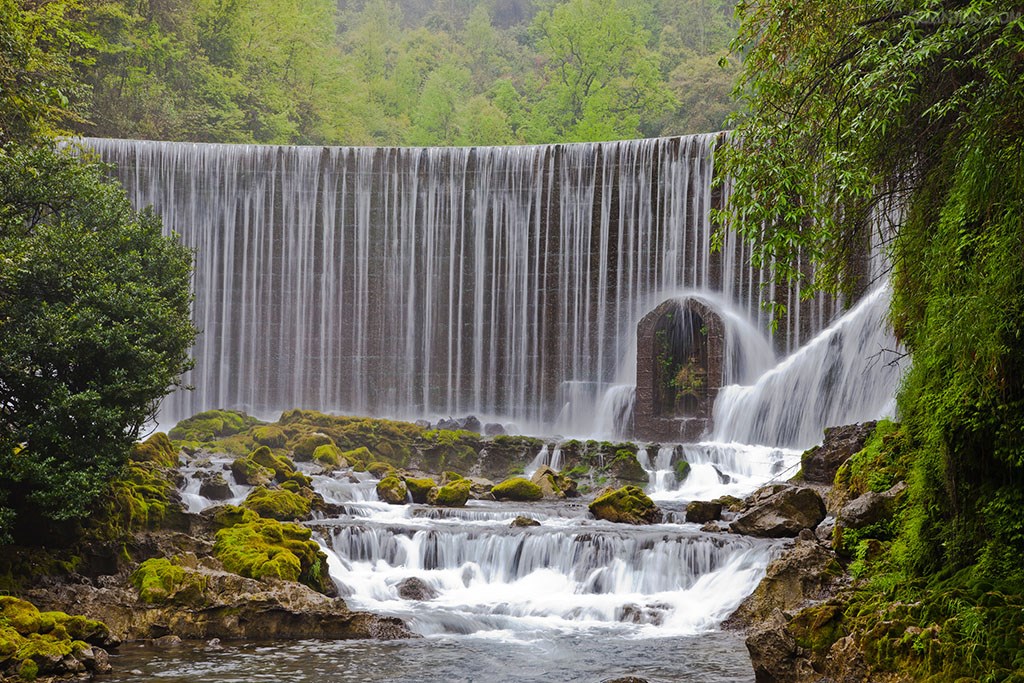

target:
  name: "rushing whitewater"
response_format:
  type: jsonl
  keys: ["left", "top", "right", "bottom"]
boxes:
{"left": 81, "top": 135, "right": 841, "bottom": 427}
{"left": 712, "top": 286, "right": 903, "bottom": 450}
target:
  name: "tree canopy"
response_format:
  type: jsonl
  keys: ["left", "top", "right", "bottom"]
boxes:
{"left": 45, "top": 0, "right": 742, "bottom": 146}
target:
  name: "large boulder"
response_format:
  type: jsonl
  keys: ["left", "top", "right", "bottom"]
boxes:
{"left": 404, "top": 477, "right": 436, "bottom": 504}
{"left": 685, "top": 500, "right": 722, "bottom": 524}
{"left": 727, "top": 538, "right": 843, "bottom": 627}
{"left": 730, "top": 486, "right": 826, "bottom": 538}
{"left": 426, "top": 479, "right": 471, "bottom": 507}
{"left": 589, "top": 486, "right": 662, "bottom": 525}
{"left": 746, "top": 609, "right": 814, "bottom": 683}
{"left": 837, "top": 481, "right": 908, "bottom": 531}
{"left": 800, "top": 422, "right": 877, "bottom": 484}
{"left": 376, "top": 476, "right": 409, "bottom": 505}
{"left": 197, "top": 471, "right": 233, "bottom": 500}
{"left": 28, "top": 554, "right": 414, "bottom": 643}
{"left": 526, "top": 466, "right": 579, "bottom": 499}
{"left": 491, "top": 477, "right": 543, "bottom": 501}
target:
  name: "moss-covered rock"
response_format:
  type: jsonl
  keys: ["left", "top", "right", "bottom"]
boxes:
{"left": 103, "top": 461, "right": 184, "bottom": 533}
{"left": 252, "top": 425, "right": 287, "bottom": 448}
{"left": 208, "top": 504, "right": 260, "bottom": 529}
{"left": 130, "top": 557, "right": 208, "bottom": 605}
{"left": 376, "top": 476, "right": 409, "bottom": 505}
{"left": 230, "top": 456, "right": 275, "bottom": 486}
{"left": 169, "top": 410, "right": 259, "bottom": 443}
{"left": 0, "top": 597, "right": 114, "bottom": 679}
{"left": 589, "top": 486, "right": 662, "bottom": 525}
{"left": 341, "top": 446, "right": 374, "bottom": 467}
{"left": 674, "top": 459, "right": 692, "bottom": 483}
{"left": 404, "top": 477, "right": 436, "bottom": 504}
{"left": 491, "top": 477, "right": 543, "bottom": 502}
{"left": 417, "top": 430, "right": 482, "bottom": 473}
{"left": 291, "top": 433, "right": 334, "bottom": 461}
{"left": 312, "top": 444, "right": 345, "bottom": 469}
{"left": 367, "top": 461, "right": 394, "bottom": 477}
{"left": 242, "top": 486, "right": 312, "bottom": 521}
{"left": 250, "top": 446, "right": 308, "bottom": 485}
{"left": 427, "top": 479, "right": 472, "bottom": 507}
{"left": 608, "top": 449, "right": 648, "bottom": 482}
{"left": 131, "top": 433, "right": 180, "bottom": 468}
{"left": 213, "top": 518, "right": 330, "bottom": 593}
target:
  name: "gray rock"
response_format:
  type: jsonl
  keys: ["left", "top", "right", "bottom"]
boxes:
{"left": 746, "top": 610, "right": 814, "bottom": 683}
{"left": 483, "top": 423, "right": 506, "bottom": 436}
{"left": 510, "top": 515, "right": 541, "bottom": 528}
{"left": 837, "top": 481, "right": 908, "bottom": 530}
{"left": 730, "top": 486, "right": 827, "bottom": 538}
{"left": 801, "top": 422, "right": 877, "bottom": 484}
{"left": 198, "top": 471, "right": 233, "bottom": 500}
{"left": 727, "top": 538, "right": 843, "bottom": 628}
{"left": 396, "top": 577, "right": 437, "bottom": 601}
{"left": 685, "top": 500, "right": 723, "bottom": 523}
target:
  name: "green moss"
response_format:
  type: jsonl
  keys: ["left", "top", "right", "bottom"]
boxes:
{"left": 169, "top": 409, "right": 259, "bottom": 442}
{"left": 341, "top": 446, "right": 373, "bottom": 467}
{"left": 588, "top": 485, "right": 661, "bottom": 525}
{"left": 213, "top": 518, "right": 330, "bottom": 593}
{"left": 291, "top": 433, "right": 334, "bottom": 461}
{"left": 0, "top": 597, "right": 111, "bottom": 678}
{"left": 789, "top": 602, "right": 845, "bottom": 655}
{"left": 491, "top": 477, "right": 543, "bottom": 502}
{"left": 608, "top": 451, "right": 648, "bottom": 482}
{"left": 674, "top": 459, "right": 691, "bottom": 482}
{"left": 376, "top": 476, "right": 408, "bottom": 505}
{"left": 832, "top": 420, "right": 906, "bottom": 509}
{"left": 230, "top": 456, "right": 274, "bottom": 486}
{"left": 252, "top": 425, "right": 287, "bottom": 448}
{"left": 312, "top": 443, "right": 344, "bottom": 469}
{"left": 0, "top": 597, "right": 41, "bottom": 635}
{"left": 428, "top": 479, "right": 472, "bottom": 507}
{"left": 131, "top": 432, "right": 179, "bottom": 468}
{"left": 208, "top": 505, "right": 260, "bottom": 532}
{"left": 242, "top": 486, "right": 312, "bottom": 521}
{"left": 367, "top": 461, "right": 394, "bottom": 477}
{"left": 101, "top": 460, "right": 182, "bottom": 534}
{"left": 404, "top": 477, "right": 436, "bottom": 504}
{"left": 18, "top": 657, "right": 38, "bottom": 681}
{"left": 130, "top": 557, "right": 207, "bottom": 605}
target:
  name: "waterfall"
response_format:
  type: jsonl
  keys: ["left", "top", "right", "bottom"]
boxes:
{"left": 712, "top": 285, "right": 903, "bottom": 450}
{"left": 79, "top": 135, "right": 839, "bottom": 427}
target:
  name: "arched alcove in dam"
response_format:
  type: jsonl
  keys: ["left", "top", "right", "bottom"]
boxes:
{"left": 634, "top": 298, "right": 725, "bottom": 441}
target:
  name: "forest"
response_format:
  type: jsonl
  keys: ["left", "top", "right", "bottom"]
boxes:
{"left": 6, "top": 0, "right": 739, "bottom": 146}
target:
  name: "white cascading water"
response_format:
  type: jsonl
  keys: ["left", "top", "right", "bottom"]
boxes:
{"left": 712, "top": 285, "right": 903, "bottom": 450}
{"left": 79, "top": 135, "right": 839, "bottom": 427}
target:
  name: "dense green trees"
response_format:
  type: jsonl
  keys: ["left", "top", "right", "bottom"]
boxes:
{"left": 54, "top": 0, "right": 741, "bottom": 146}
{"left": 720, "top": 0, "right": 1024, "bottom": 587}
{"left": 0, "top": 2, "right": 197, "bottom": 542}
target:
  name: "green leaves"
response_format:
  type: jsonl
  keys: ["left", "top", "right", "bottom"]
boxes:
{"left": 0, "top": 144, "right": 196, "bottom": 539}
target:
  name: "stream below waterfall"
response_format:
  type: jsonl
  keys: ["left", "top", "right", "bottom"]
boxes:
{"left": 109, "top": 440, "right": 800, "bottom": 682}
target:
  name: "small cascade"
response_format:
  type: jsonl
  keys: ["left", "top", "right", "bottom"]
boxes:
{"left": 320, "top": 507, "right": 775, "bottom": 638}
{"left": 712, "top": 286, "right": 903, "bottom": 450}
{"left": 524, "top": 445, "right": 564, "bottom": 478}
{"left": 592, "top": 384, "right": 637, "bottom": 439}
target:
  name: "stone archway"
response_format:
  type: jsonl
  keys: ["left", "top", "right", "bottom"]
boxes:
{"left": 634, "top": 298, "right": 725, "bottom": 441}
